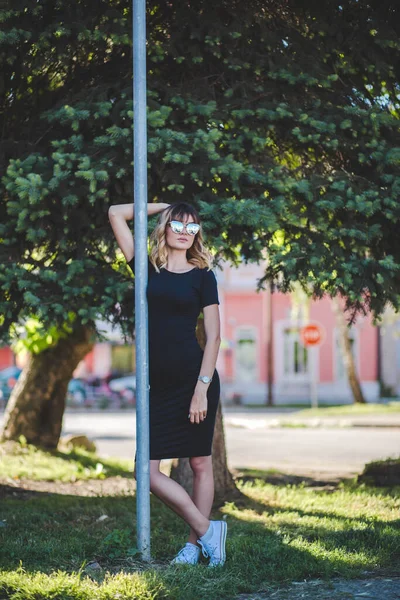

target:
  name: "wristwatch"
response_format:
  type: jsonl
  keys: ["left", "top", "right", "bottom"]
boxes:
{"left": 198, "top": 375, "right": 213, "bottom": 384}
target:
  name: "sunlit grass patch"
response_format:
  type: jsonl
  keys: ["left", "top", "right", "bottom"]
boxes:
{"left": 0, "top": 440, "right": 134, "bottom": 481}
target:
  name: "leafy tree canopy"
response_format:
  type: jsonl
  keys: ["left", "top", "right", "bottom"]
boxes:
{"left": 1, "top": 0, "right": 399, "bottom": 345}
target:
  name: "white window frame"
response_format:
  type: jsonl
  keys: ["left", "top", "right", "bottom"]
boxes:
{"left": 233, "top": 325, "right": 259, "bottom": 383}
{"left": 275, "top": 320, "right": 317, "bottom": 383}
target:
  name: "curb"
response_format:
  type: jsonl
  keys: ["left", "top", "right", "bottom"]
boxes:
{"left": 225, "top": 417, "right": 400, "bottom": 429}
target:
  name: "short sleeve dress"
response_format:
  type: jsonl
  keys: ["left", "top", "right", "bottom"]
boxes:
{"left": 128, "top": 255, "right": 221, "bottom": 460}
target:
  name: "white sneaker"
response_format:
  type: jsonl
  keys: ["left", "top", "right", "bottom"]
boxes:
{"left": 170, "top": 542, "right": 201, "bottom": 565}
{"left": 197, "top": 520, "right": 227, "bottom": 567}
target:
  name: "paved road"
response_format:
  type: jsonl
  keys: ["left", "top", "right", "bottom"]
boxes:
{"left": 48, "top": 411, "right": 400, "bottom": 475}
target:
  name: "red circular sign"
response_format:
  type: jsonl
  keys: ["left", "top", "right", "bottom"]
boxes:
{"left": 300, "top": 324, "right": 324, "bottom": 347}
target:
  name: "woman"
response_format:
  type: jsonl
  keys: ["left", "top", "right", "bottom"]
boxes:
{"left": 108, "top": 201, "right": 227, "bottom": 567}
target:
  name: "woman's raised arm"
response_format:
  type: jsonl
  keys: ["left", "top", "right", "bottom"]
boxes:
{"left": 108, "top": 202, "right": 170, "bottom": 263}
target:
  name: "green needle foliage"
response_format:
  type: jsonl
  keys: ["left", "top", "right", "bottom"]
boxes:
{"left": 1, "top": 0, "right": 400, "bottom": 344}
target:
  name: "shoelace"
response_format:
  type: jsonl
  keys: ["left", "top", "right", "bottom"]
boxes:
{"left": 198, "top": 538, "right": 220, "bottom": 560}
{"left": 197, "top": 539, "right": 209, "bottom": 558}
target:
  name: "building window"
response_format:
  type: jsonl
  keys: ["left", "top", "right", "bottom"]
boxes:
{"left": 235, "top": 327, "right": 257, "bottom": 383}
{"left": 283, "top": 327, "right": 309, "bottom": 376}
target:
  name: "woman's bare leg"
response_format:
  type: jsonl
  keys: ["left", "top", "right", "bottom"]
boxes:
{"left": 146, "top": 459, "right": 210, "bottom": 537}
{"left": 188, "top": 455, "right": 214, "bottom": 545}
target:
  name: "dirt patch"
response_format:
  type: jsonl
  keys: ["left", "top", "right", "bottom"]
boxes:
{"left": 0, "top": 468, "right": 353, "bottom": 500}
{"left": 231, "top": 468, "right": 357, "bottom": 491}
{"left": 0, "top": 475, "right": 136, "bottom": 499}
{"left": 237, "top": 574, "right": 400, "bottom": 600}
{"left": 0, "top": 467, "right": 361, "bottom": 501}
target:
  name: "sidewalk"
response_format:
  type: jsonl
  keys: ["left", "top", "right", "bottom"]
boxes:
{"left": 236, "top": 574, "right": 400, "bottom": 600}
{"left": 222, "top": 406, "right": 400, "bottom": 429}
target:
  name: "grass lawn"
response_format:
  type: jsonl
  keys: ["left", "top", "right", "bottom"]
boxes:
{"left": 0, "top": 442, "right": 399, "bottom": 600}
{"left": 296, "top": 401, "right": 400, "bottom": 417}
{"left": 242, "top": 401, "right": 400, "bottom": 416}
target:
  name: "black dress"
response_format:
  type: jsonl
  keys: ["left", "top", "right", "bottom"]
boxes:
{"left": 128, "top": 255, "right": 220, "bottom": 460}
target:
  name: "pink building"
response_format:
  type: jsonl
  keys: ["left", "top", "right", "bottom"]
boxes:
{"left": 216, "top": 261, "right": 379, "bottom": 405}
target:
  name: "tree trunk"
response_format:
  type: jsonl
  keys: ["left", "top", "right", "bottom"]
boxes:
{"left": 210, "top": 402, "right": 238, "bottom": 504}
{"left": 170, "top": 402, "right": 238, "bottom": 505}
{"left": 266, "top": 281, "right": 274, "bottom": 406}
{"left": 332, "top": 297, "right": 366, "bottom": 404}
{"left": 1, "top": 323, "right": 95, "bottom": 448}
{"left": 170, "top": 314, "right": 239, "bottom": 504}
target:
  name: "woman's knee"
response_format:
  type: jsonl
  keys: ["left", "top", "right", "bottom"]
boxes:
{"left": 134, "top": 460, "right": 160, "bottom": 488}
{"left": 149, "top": 476, "right": 158, "bottom": 493}
{"left": 149, "top": 461, "right": 162, "bottom": 492}
{"left": 190, "top": 455, "right": 212, "bottom": 476}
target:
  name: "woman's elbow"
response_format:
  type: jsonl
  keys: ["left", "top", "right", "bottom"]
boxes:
{"left": 208, "top": 334, "right": 221, "bottom": 346}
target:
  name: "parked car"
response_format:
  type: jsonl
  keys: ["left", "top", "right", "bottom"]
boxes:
{"left": 0, "top": 366, "right": 22, "bottom": 404}
{"left": 83, "top": 374, "right": 130, "bottom": 408}
{"left": 108, "top": 374, "right": 136, "bottom": 403}
{"left": 66, "top": 378, "right": 87, "bottom": 405}
{"left": 0, "top": 366, "right": 22, "bottom": 382}
{"left": 0, "top": 366, "right": 87, "bottom": 407}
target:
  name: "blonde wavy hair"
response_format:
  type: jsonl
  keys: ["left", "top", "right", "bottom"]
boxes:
{"left": 149, "top": 203, "right": 213, "bottom": 273}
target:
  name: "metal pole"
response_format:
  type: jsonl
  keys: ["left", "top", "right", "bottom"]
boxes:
{"left": 310, "top": 346, "right": 318, "bottom": 409}
{"left": 133, "top": 0, "right": 151, "bottom": 561}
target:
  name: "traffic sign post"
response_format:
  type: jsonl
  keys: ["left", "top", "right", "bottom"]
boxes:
{"left": 310, "top": 347, "right": 318, "bottom": 409}
{"left": 299, "top": 323, "right": 325, "bottom": 409}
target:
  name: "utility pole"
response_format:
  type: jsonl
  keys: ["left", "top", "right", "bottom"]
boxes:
{"left": 133, "top": 0, "right": 151, "bottom": 560}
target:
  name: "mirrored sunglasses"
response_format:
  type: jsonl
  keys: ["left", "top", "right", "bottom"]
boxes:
{"left": 168, "top": 220, "right": 201, "bottom": 236}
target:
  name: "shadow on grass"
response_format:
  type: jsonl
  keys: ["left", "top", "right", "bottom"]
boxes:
{"left": 233, "top": 467, "right": 400, "bottom": 500}
{"left": 232, "top": 467, "right": 355, "bottom": 490}
{"left": 0, "top": 483, "right": 57, "bottom": 500}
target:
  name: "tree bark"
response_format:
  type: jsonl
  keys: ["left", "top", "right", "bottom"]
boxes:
{"left": 332, "top": 297, "right": 366, "bottom": 404}
{"left": 266, "top": 281, "right": 274, "bottom": 406}
{"left": 170, "top": 314, "right": 239, "bottom": 504}
{"left": 1, "top": 323, "right": 95, "bottom": 448}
